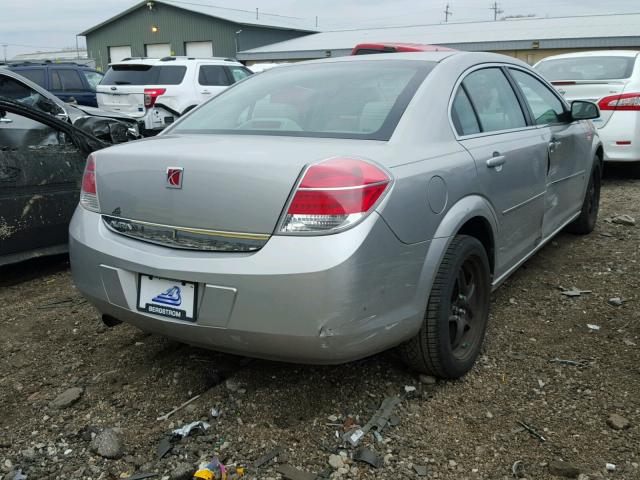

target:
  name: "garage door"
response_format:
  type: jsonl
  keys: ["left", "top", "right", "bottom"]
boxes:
{"left": 109, "top": 45, "right": 132, "bottom": 63}
{"left": 186, "top": 41, "right": 213, "bottom": 58}
{"left": 146, "top": 43, "right": 171, "bottom": 58}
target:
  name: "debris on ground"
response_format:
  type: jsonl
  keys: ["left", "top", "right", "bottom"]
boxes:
{"left": 343, "top": 394, "right": 403, "bottom": 446}
{"left": 607, "top": 413, "right": 630, "bottom": 430}
{"left": 606, "top": 463, "right": 617, "bottom": 471}
{"left": 170, "top": 462, "right": 194, "bottom": 480}
{"left": 276, "top": 464, "right": 317, "bottom": 480}
{"left": 418, "top": 374, "right": 437, "bottom": 385}
{"left": 608, "top": 297, "right": 624, "bottom": 306}
{"left": 210, "top": 407, "right": 220, "bottom": 419}
{"left": 517, "top": 421, "right": 546, "bottom": 442}
{"left": 124, "top": 474, "right": 158, "bottom": 480}
{"left": 560, "top": 287, "right": 592, "bottom": 297}
{"left": 171, "top": 421, "right": 210, "bottom": 438}
{"left": 251, "top": 446, "right": 283, "bottom": 469}
{"left": 156, "top": 436, "right": 175, "bottom": 459}
{"left": 413, "top": 464, "right": 428, "bottom": 476}
{"left": 511, "top": 460, "right": 525, "bottom": 478}
{"left": 549, "top": 358, "right": 589, "bottom": 367}
{"left": 156, "top": 394, "right": 201, "bottom": 421}
{"left": 548, "top": 460, "right": 581, "bottom": 478}
{"left": 611, "top": 214, "right": 636, "bottom": 226}
{"left": 354, "top": 448, "right": 381, "bottom": 468}
{"left": 586, "top": 324, "right": 601, "bottom": 331}
{"left": 90, "top": 428, "right": 122, "bottom": 459}
{"left": 194, "top": 457, "right": 244, "bottom": 479}
{"left": 328, "top": 453, "right": 345, "bottom": 469}
{"left": 49, "top": 386, "right": 83, "bottom": 409}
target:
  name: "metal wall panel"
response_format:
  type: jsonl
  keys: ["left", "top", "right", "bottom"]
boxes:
{"left": 85, "top": 3, "right": 310, "bottom": 70}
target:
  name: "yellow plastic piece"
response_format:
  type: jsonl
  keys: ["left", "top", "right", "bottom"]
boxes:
{"left": 193, "top": 469, "right": 215, "bottom": 480}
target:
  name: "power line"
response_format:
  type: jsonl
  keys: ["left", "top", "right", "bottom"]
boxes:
{"left": 444, "top": 3, "right": 453, "bottom": 22}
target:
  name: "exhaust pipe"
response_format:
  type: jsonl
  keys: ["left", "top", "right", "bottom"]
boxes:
{"left": 102, "top": 314, "right": 123, "bottom": 327}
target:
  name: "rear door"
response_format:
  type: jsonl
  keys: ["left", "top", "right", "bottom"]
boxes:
{"left": 508, "top": 68, "right": 590, "bottom": 238}
{"left": 51, "top": 68, "right": 95, "bottom": 107}
{"left": 453, "top": 66, "right": 547, "bottom": 276}
{"left": 196, "top": 64, "right": 231, "bottom": 102}
{"left": 0, "top": 107, "right": 85, "bottom": 259}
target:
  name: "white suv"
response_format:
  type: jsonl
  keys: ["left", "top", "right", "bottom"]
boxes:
{"left": 96, "top": 57, "right": 252, "bottom": 135}
{"left": 535, "top": 50, "right": 640, "bottom": 173}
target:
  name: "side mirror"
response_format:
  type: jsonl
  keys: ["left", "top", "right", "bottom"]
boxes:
{"left": 571, "top": 100, "right": 600, "bottom": 121}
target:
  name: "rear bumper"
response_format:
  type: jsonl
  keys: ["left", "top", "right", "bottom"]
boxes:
{"left": 596, "top": 112, "right": 640, "bottom": 162}
{"left": 69, "top": 207, "right": 429, "bottom": 363}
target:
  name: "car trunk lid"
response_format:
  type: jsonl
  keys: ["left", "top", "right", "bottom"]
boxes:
{"left": 551, "top": 80, "right": 629, "bottom": 128}
{"left": 96, "top": 85, "right": 146, "bottom": 118}
{"left": 94, "top": 134, "right": 388, "bottom": 237}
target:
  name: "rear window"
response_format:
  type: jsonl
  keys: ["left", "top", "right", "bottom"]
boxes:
{"left": 101, "top": 64, "right": 187, "bottom": 85}
{"left": 535, "top": 56, "right": 636, "bottom": 81}
{"left": 171, "top": 60, "right": 433, "bottom": 141}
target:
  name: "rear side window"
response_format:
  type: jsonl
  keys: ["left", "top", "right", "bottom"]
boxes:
{"left": 462, "top": 68, "right": 526, "bottom": 133}
{"left": 53, "top": 69, "right": 86, "bottom": 91}
{"left": 101, "top": 65, "right": 187, "bottom": 85}
{"left": 198, "top": 65, "right": 231, "bottom": 86}
{"left": 451, "top": 88, "right": 480, "bottom": 136}
{"left": 228, "top": 66, "right": 252, "bottom": 83}
{"left": 510, "top": 69, "right": 565, "bottom": 125}
{"left": 15, "top": 69, "right": 46, "bottom": 88}
{"left": 82, "top": 70, "right": 104, "bottom": 90}
{"left": 535, "top": 56, "right": 636, "bottom": 81}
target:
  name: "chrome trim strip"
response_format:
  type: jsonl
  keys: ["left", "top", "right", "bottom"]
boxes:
{"left": 102, "top": 215, "right": 269, "bottom": 252}
{"left": 548, "top": 170, "right": 586, "bottom": 187}
{"left": 502, "top": 191, "right": 546, "bottom": 215}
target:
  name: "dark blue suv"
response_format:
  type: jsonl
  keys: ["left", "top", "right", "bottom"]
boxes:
{"left": 8, "top": 61, "right": 104, "bottom": 107}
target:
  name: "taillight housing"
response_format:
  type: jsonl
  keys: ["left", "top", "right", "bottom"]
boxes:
{"left": 598, "top": 93, "right": 640, "bottom": 111}
{"left": 144, "top": 88, "right": 166, "bottom": 108}
{"left": 80, "top": 153, "right": 100, "bottom": 212}
{"left": 279, "top": 157, "right": 391, "bottom": 234}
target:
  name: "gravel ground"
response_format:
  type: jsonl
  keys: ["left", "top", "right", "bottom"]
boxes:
{"left": 0, "top": 171, "right": 638, "bottom": 480}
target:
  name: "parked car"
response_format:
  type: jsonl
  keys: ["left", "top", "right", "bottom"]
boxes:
{"left": 7, "top": 61, "right": 104, "bottom": 107}
{"left": 352, "top": 43, "right": 455, "bottom": 55}
{"left": 0, "top": 99, "right": 109, "bottom": 266}
{"left": 70, "top": 52, "right": 602, "bottom": 378}
{"left": 96, "top": 57, "right": 253, "bottom": 135}
{"left": 534, "top": 50, "right": 640, "bottom": 174}
{"left": 0, "top": 68, "right": 139, "bottom": 143}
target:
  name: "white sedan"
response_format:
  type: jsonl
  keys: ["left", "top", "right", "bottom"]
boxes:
{"left": 535, "top": 50, "right": 640, "bottom": 174}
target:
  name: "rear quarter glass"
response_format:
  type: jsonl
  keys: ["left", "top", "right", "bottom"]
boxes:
{"left": 101, "top": 65, "right": 187, "bottom": 85}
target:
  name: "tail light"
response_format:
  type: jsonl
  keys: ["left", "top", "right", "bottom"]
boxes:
{"left": 598, "top": 93, "right": 640, "bottom": 111}
{"left": 144, "top": 88, "right": 166, "bottom": 108}
{"left": 80, "top": 154, "right": 100, "bottom": 212}
{"left": 279, "top": 157, "right": 391, "bottom": 234}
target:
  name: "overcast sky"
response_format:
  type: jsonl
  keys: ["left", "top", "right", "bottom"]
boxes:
{"left": 1, "top": 0, "right": 638, "bottom": 58}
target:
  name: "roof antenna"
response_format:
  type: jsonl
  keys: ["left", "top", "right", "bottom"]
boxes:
{"left": 443, "top": 3, "right": 453, "bottom": 23}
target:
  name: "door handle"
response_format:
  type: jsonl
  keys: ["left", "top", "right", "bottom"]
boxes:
{"left": 486, "top": 155, "right": 506, "bottom": 168}
{"left": 201, "top": 90, "right": 212, "bottom": 94}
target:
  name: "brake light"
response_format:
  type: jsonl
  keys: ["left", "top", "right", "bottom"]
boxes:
{"left": 144, "top": 88, "right": 166, "bottom": 108}
{"left": 598, "top": 93, "right": 640, "bottom": 111}
{"left": 80, "top": 154, "right": 100, "bottom": 212}
{"left": 280, "top": 158, "right": 390, "bottom": 234}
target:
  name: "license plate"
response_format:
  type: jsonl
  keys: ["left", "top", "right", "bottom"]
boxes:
{"left": 137, "top": 275, "right": 197, "bottom": 321}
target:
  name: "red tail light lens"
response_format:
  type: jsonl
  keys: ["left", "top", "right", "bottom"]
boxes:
{"left": 80, "top": 154, "right": 100, "bottom": 212}
{"left": 598, "top": 93, "right": 640, "bottom": 111}
{"left": 144, "top": 88, "right": 166, "bottom": 108}
{"left": 280, "top": 158, "right": 391, "bottom": 234}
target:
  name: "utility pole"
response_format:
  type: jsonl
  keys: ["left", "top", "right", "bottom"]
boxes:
{"left": 443, "top": 3, "right": 453, "bottom": 23}
{"left": 490, "top": 2, "right": 503, "bottom": 21}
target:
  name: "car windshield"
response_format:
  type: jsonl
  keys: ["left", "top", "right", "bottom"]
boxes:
{"left": 172, "top": 60, "right": 433, "bottom": 140}
{"left": 535, "top": 56, "right": 636, "bottom": 81}
{"left": 101, "top": 64, "right": 187, "bottom": 85}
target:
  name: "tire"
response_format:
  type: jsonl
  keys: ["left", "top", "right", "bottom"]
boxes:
{"left": 400, "top": 235, "right": 491, "bottom": 379}
{"left": 629, "top": 162, "right": 640, "bottom": 179}
{"left": 566, "top": 163, "right": 601, "bottom": 235}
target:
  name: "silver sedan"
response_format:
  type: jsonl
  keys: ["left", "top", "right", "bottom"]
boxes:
{"left": 70, "top": 51, "right": 602, "bottom": 378}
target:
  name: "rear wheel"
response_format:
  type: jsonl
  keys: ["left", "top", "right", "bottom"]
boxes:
{"left": 566, "top": 163, "right": 601, "bottom": 234}
{"left": 400, "top": 235, "right": 490, "bottom": 379}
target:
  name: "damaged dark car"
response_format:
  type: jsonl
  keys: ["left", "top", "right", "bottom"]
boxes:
{"left": 0, "top": 99, "right": 111, "bottom": 266}
{"left": 0, "top": 68, "right": 140, "bottom": 143}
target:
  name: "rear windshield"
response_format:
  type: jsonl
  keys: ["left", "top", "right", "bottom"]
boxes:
{"left": 171, "top": 60, "right": 433, "bottom": 140}
{"left": 101, "top": 64, "right": 187, "bottom": 85}
{"left": 535, "top": 56, "right": 637, "bottom": 81}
